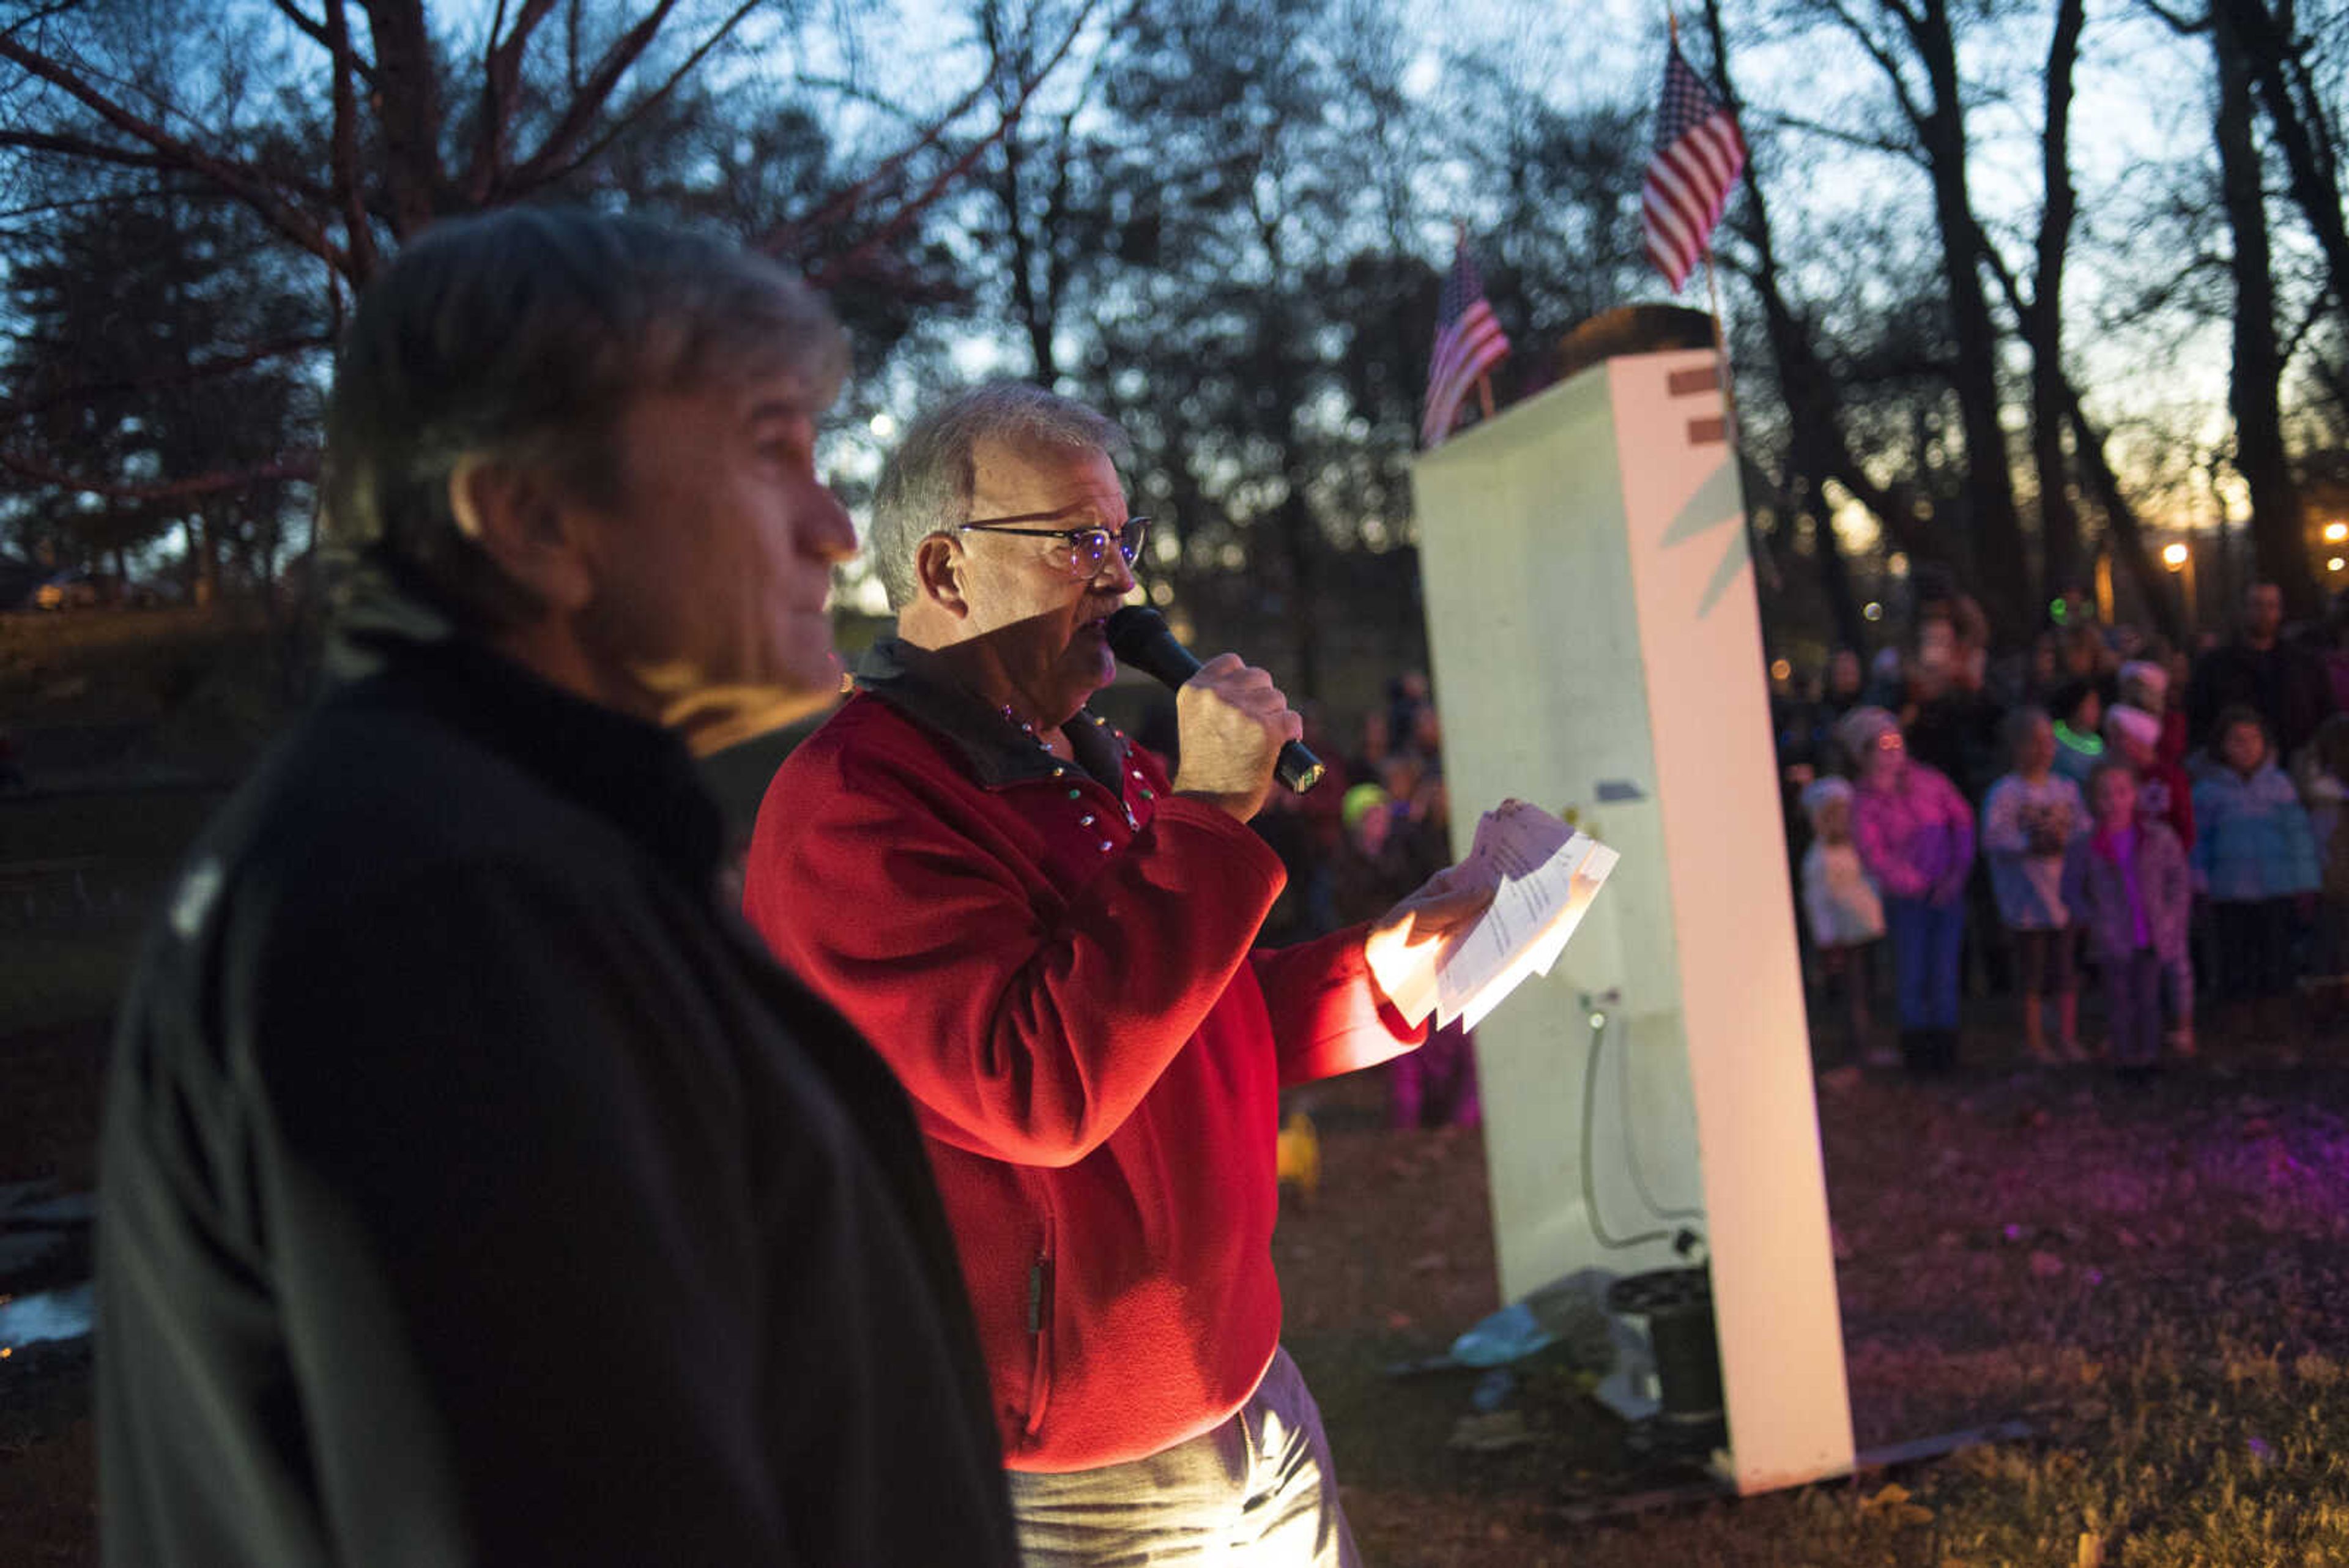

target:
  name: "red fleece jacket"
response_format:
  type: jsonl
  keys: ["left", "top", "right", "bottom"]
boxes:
{"left": 744, "top": 689, "right": 1419, "bottom": 1471}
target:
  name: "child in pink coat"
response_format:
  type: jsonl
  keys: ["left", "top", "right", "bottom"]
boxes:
{"left": 1842, "top": 706, "right": 1976, "bottom": 1072}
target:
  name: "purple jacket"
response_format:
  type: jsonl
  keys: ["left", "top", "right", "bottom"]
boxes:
{"left": 1853, "top": 760, "right": 1976, "bottom": 902}
{"left": 2063, "top": 820, "right": 2191, "bottom": 965}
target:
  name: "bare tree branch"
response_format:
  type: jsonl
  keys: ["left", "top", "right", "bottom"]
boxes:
{"left": 525, "top": 0, "right": 762, "bottom": 195}
{"left": 324, "top": 0, "right": 377, "bottom": 281}
{"left": 1816, "top": 0, "right": 1932, "bottom": 136}
{"left": 0, "top": 447, "right": 318, "bottom": 504}
{"left": 2, "top": 2, "right": 80, "bottom": 41}
{"left": 0, "top": 33, "right": 349, "bottom": 272}
{"left": 0, "top": 128, "right": 205, "bottom": 174}
{"left": 2140, "top": 0, "right": 2211, "bottom": 34}
{"left": 271, "top": 0, "right": 378, "bottom": 82}
{"left": 787, "top": 72, "right": 932, "bottom": 123}
{"left": 0, "top": 335, "right": 333, "bottom": 418}
{"left": 792, "top": 0, "right": 1100, "bottom": 286}
{"left": 1750, "top": 107, "right": 1922, "bottom": 165}
{"left": 466, "top": 0, "right": 560, "bottom": 201}
{"left": 763, "top": 67, "right": 997, "bottom": 257}
{"left": 500, "top": 0, "right": 685, "bottom": 191}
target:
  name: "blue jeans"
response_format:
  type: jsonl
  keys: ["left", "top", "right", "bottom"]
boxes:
{"left": 1004, "top": 1346, "right": 1359, "bottom": 1566}
{"left": 1885, "top": 896, "right": 1964, "bottom": 1030}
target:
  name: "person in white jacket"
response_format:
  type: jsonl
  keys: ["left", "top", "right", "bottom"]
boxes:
{"left": 1801, "top": 776, "right": 1888, "bottom": 1064}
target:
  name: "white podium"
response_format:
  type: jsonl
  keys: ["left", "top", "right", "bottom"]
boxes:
{"left": 1412, "top": 349, "right": 1854, "bottom": 1493}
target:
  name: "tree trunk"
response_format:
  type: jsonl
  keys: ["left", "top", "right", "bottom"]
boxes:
{"left": 1702, "top": 0, "right": 1873, "bottom": 648}
{"left": 2062, "top": 385, "right": 2190, "bottom": 645}
{"left": 1907, "top": 0, "right": 2032, "bottom": 642}
{"left": 980, "top": 2, "right": 1060, "bottom": 385}
{"left": 1958, "top": 196, "right": 2189, "bottom": 647}
{"left": 2217, "top": 0, "right": 2349, "bottom": 327}
{"left": 2030, "top": 0, "right": 2087, "bottom": 607}
{"left": 2214, "top": 4, "right": 2317, "bottom": 614}
{"left": 996, "top": 139, "right": 1059, "bottom": 384}
{"left": 195, "top": 512, "right": 220, "bottom": 606}
{"left": 362, "top": 0, "right": 445, "bottom": 238}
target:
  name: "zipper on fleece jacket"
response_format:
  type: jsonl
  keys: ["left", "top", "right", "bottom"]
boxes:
{"left": 1022, "top": 1207, "right": 1056, "bottom": 1441}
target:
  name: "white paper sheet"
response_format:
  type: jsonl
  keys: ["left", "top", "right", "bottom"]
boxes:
{"left": 1377, "top": 801, "right": 1619, "bottom": 1031}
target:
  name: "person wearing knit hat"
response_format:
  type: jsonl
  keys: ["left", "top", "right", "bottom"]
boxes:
{"left": 2106, "top": 702, "right": 2198, "bottom": 1053}
{"left": 2118, "top": 660, "right": 2167, "bottom": 706}
{"left": 1798, "top": 777, "right": 1888, "bottom": 1064}
{"left": 2106, "top": 704, "right": 2189, "bottom": 851}
{"left": 1834, "top": 704, "right": 1899, "bottom": 773}
{"left": 1340, "top": 781, "right": 1395, "bottom": 850}
{"left": 1798, "top": 775, "right": 1854, "bottom": 818}
{"left": 1844, "top": 707, "right": 1976, "bottom": 1071}
{"left": 2118, "top": 659, "right": 2188, "bottom": 769}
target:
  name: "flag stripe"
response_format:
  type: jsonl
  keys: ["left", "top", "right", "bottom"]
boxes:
{"left": 1422, "top": 243, "right": 1511, "bottom": 447}
{"left": 1430, "top": 306, "right": 1501, "bottom": 390}
{"left": 1641, "top": 42, "right": 1748, "bottom": 293}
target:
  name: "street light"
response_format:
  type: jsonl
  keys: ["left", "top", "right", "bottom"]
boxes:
{"left": 2331, "top": 557, "right": 2345, "bottom": 573}
{"left": 2163, "top": 539, "right": 2199, "bottom": 628}
{"left": 2326, "top": 521, "right": 2348, "bottom": 543}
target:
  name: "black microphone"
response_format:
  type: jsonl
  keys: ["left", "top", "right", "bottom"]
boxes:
{"left": 1105, "top": 606, "right": 1326, "bottom": 794}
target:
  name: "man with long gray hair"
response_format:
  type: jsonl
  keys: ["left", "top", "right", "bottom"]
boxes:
{"left": 745, "top": 381, "right": 1493, "bottom": 1564}
{"left": 98, "top": 209, "right": 1018, "bottom": 1566}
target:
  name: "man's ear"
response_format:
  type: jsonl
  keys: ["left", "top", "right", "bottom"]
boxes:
{"left": 913, "top": 533, "right": 971, "bottom": 620}
{"left": 447, "top": 455, "right": 596, "bottom": 614}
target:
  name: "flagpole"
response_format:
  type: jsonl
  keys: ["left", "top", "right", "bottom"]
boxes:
{"left": 1701, "top": 244, "right": 1782, "bottom": 590}
{"left": 1701, "top": 248, "right": 1737, "bottom": 447}
{"left": 1655, "top": 3, "right": 1776, "bottom": 585}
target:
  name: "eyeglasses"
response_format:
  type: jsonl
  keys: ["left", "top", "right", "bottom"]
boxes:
{"left": 957, "top": 512, "right": 1151, "bottom": 579}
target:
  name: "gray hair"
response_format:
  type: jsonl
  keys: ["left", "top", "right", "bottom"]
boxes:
{"left": 867, "top": 381, "right": 1129, "bottom": 611}
{"left": 324, "top": 206, "right": 848, "bottom": 633}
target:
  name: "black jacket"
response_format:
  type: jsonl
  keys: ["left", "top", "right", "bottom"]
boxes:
{"left": 2188, "top": 636, "right": 2336, "bottom": 760}
{"left": 98, "top": 622, "right": 1018, "bottom": 1566}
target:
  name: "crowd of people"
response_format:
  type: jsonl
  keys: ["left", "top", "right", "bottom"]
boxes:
{"left": 1776, "top": 574, "right": 2349, "bottom": 1079}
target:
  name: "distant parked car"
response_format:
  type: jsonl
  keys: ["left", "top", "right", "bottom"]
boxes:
{"left": 33, "top": 571, "right": 99, "bottom": 611}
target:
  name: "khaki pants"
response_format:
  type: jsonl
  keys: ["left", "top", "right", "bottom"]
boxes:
{"left": 1005, "top": 1347, "right": 1362, "bottom": 1566}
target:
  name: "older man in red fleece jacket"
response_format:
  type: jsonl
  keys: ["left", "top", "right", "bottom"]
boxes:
{"left": 744, "top": 382, "right": 1490, "bottom": 1565}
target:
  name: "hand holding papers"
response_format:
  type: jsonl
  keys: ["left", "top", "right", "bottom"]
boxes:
{"left": 1363, "top": 860, "right": 1496, "bottom": 1026}
{"left": 1364, "top": 800, "right": 1619, "bottom": 1033}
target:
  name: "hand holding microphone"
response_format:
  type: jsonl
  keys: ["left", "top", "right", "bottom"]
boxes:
{"left": 1106, "top": 608, "right": 1326, "bottom": 822}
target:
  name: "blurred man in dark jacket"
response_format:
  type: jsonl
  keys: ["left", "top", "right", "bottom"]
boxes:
{"left": 98, "top": 209, "right": 1019, "bottom": 1567}
{"left": 2189, "top": 581, "right": 2335, "bottom": 762}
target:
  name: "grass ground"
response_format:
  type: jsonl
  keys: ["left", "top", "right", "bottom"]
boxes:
{"left": 0, "top": 605, "right": 280, "bottom": 726}
{"left": 1276, "top": 1013, "right": 2349, "bottom": 1567}
{"left": 8, "top": 1001, "right": 2349, "bottom": 1565}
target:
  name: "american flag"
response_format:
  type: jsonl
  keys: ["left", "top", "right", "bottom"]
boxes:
{"left": 1421, "top": 240, "right": 1510, "bottom": 448}
{"left": 1641, "top": 43, "right": 1748, "bottom": 292}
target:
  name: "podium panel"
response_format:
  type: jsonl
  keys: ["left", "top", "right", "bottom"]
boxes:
{"left": 1412, "top": 349, "right": 1854, "bottom": 1492}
